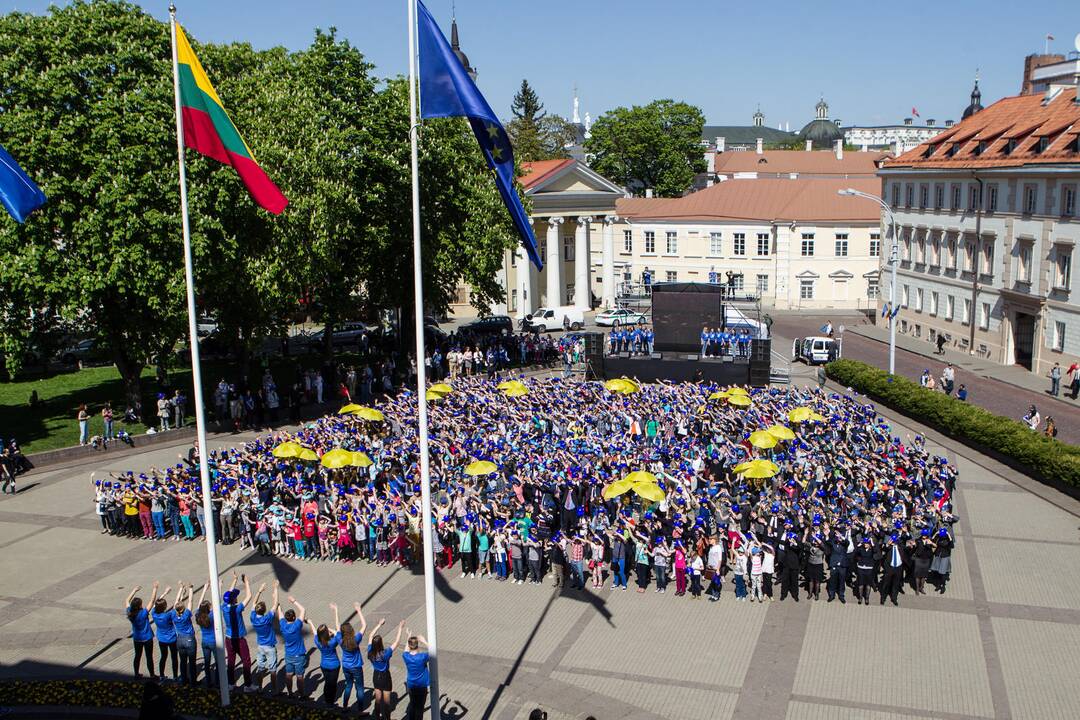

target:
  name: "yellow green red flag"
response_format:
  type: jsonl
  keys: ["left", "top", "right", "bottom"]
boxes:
{"left": 174, "top": 24, "right": 287, "bottom": 214}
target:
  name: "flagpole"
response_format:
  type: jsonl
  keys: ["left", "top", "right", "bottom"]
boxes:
{"left": 169, "top": 4, "right": 230, "bottom": 706}
{"left": 407, "top": 1, "right": 441, "bottom": 718}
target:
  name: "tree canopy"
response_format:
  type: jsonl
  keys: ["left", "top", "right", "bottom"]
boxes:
{"left": 505, "top": 79, "right": 575, "bottom": 162}
{"left": 584, "top": 99, "right": 707, "bottom": 197}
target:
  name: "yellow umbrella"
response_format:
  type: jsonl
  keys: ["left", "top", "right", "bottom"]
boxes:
{"left": 271, "top": 441, "right": 303, "bottom": 458}
{"left": 320, "top": 448, "right": 355, "bottom": 469}
{"left": 788, "top": 407, "right": 813, "bottom": 423}
{"left": 766, "top": 424, "right": 796, "bottom": 441}
{"left": 351, "top": 451, "right": 373, "bottom": 468}
{"left": 464, "top": 460, "right": 498, "bottom": 476}
{"left": 297, "top": 448, "right": 319, "bottom": 462}
{"left": 732, "top": 461, "right": 754, "bottom": 473}
{"left": 602, "top": 477, "right": 636, "bottom": 500}
{"left": 726, "top": 387, "right": 750, "bottom": 396}
{"left": 604, "top": 378, "right": 639, "bottom": 394}
{"left": 497, "top": 380, "right": 527, "bottom": 392}
{"left": 749, "top": 430, "right": 778, "bottom": 449}
{"left": 352, "top": 406, "right": 385, "bottom": 422}
{"left": 503, "top": 386, "right": 529, "bottom": 398}
{"left": 708, "top": 390, "right": 729, "bottom": 400}
{"left": 727, "top": 394, "right": 752, "bottom": 407}
{"left": 809, "top": 412, "right": 826, "bottom": 422}
{"left": 425, "top": 389, "right": 446, "bottom": 402}
{"left": 429, "top": 383, "right": 453, "bottom": 394}
{"left": 633, "top": 482, "right": 666, "bottom": 503}
{"left": 623, "top": 470, "right": 657, "bottom": 485}
{"left": 339, "top": 403, "right": 363, "bottom": 415}
{"left": 736, "top": 459, "right": 780, "bottom": 478}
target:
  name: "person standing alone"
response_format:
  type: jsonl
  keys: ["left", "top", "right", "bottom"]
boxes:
{"left": 1049, "top": 362, "right": 1062, "bottom": 397}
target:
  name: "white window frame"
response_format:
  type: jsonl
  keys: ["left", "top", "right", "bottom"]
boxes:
{"left": 801, "top": 233, "right": 815, "bottom": 257}
{"left": 733, "top": 233, "right": 746, "bottom": 256}
{"left": 869, "top": 233, "right": 881, "bottom": 257}
{"left": 867, "top": 277, "right": 879, "bottom": 299}
{"left": 756, "top": 274, "right": 769, "bottom": 295}
{"left": 902, "top": 284, "right": 910, "bottom": 308}
{"left": 623, "top": 229, "right": 633, "bottom": 253}
{"left": 709, "top": 232, "right": 722, "bottom": 255}
{"left": 946, "top": 295, "right": 955, "bottom": 320}
{"left": 665, "top": 270, "right": 678, "bottom": 282}
{"left": 1063, "top": 185, "right": 1077, "bottom": 217}
{"left": 644, "top": 231, "right": 656, "bottom": 254}
{"left": 563, "top": 235, "right": 574, "bottom": 262}
{"left": 962, "top": 298, "right": 972, "bottom": 325}
{"left": 756, "top": 233, "right": 770, "bottom": 257}
{"left": 1054, "top": 321, "right": 1066, "bottom": 352}
{"left": 979, "top": 302, "right": 990, "bottom": 330}
{"left": 1019, "top": 243, "right": 1033, "bottom": 283}
{"left": 799, "top": 278, "right": 814, "bottom": 300}
{"left": 1055, "top": 249, "right": 1072, "bottom": 290}
{"left": 930, "top": 291, "right": 938, "bottom": 316}
{"left": 834, "top": 233, "right": 849, "bottom": 257}
{"left": 1024, "top": 185, "right": 1038, "bottom": 215}
{"left": 915, "top": 288, "right": 924, "bottom": 312}
{"left": 665, "top": 231, "right": 678, "bottom": 255}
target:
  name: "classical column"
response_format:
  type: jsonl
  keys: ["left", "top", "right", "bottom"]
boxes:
{"left": 545, "top": 216, "right": 564, "bottom": 307}
{"left": 602, "top": 215, "right": 618, "bottom": 309}
{"left": 515, "top": 244, "right": 534, "bottom": 319}
{"left": 575, "top": 216, "right": 593, "bottom": 309}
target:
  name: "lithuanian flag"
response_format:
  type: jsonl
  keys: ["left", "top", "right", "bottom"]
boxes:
{"left": 175, "top": 24, "right": 287, "bottom": 214}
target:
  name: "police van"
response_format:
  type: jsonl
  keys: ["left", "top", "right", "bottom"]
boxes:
{"left": 792, "top": 336, "right": 841, "bottom": 365}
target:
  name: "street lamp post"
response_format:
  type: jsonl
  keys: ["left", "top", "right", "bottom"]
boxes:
{"left": 838, "top": 188, "right": 898, "bottom": 375}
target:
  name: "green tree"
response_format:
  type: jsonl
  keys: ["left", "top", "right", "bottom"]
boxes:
{"left": 0, "top": 0, "right": 183, "bottom": 403}
{"left": 585, "top": 99, "right": 707, "bottom": 197}
{"left": 505, "top": 79, "right": 573, "bottom": 162}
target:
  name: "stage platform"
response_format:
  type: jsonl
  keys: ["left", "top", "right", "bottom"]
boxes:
{"left": 602, "top": 354, "right": 756, "bottom": 385}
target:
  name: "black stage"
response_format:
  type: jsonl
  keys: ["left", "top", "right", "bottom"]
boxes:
{"left": 602, "top": 355, "right": 753, "bottom": 385}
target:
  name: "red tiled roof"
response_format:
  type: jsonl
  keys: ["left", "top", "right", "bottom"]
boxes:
{"left": 616, "top": 177, "right": 882, "bottom": 223}
{"left": 713, "top": 150, "right": 888, "bottom": 176}
{"left": 518, "top": 159, "right": 574, "bottom": 189}
{"left": 886, "top": 87, "right": 1080, "bottom": 170}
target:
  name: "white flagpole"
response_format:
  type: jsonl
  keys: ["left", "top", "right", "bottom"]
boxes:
{"left": 169, "top": 4, "right": 230, "bottom": 705}
{"left": 407, "top": 1, "right": 441, "bottom": 718}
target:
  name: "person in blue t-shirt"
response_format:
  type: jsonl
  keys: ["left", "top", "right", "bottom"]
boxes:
{"left": 338, "top": 602, "right": 368, "bottom": 712}
{"left": 249, "top": 580, "right": 279, "bottom": 694}
{"left": 150, "top": 589, "right": 179, "bottom": 681}
{"left": 645, "top": 327, "right": 654, "bottom": 354}
{"left": 125, "top": 582, "right": 156, "bottom": 679}
{"left": 277, "top": 595, "right": 308, "bottom": 698}
{"left": 401, "top": 629, "right": 431, "bottom": 720}
{"left": 368, "top": 618, "right": 404, "bottom": 720}
{"left": 308, "top": 602, "right": 344, "bottom": 706}
{"left": 194, "top": 583, "right": 218, "bottom": 689}
{"left": 700, "top": 327, "right": 709, "bottom": 356}
{"left": 221, "top": 572, "right": 253, "bottom": 690}
{"left": 172, "top": 583, "right": 198, "bottom": 686}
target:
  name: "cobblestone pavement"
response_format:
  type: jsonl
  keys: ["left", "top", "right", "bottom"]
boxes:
{"left": 2, "top": 401, "right": 1080, "bottom": 719}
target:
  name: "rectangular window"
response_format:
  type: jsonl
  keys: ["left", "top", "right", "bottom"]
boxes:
{"left": 510, "top": 288, "right": 518, "bottom": 311}
{"left": 951, "top": 184, "right": 961, "bottom": 210}
{"left": 801, "top": 233, "right": 815, "bottom": 256}
{"left": 968, "top": 185, "right": 979, "bottom": 211}
{"left": 644, "top": 231, "right": 655, "bottom": 254}
{"left": 709, "top": 232, "right": 722, "bottom": 255}
{"left": 1056, "top": 251, "right": 1072, "bottom": 290}
{"left": 733, "top": 233, "right": 746, "bottom": 256}
{"left": 892, "top": 184, "right": 901, "bottom": 208}
{"left": 930, "top": 291, "right": 938, "bottom": 316}
{"left": 665, "top": 231, "right": 678, "bottom": 254}
{"left": 756, "top": 233, "right": 770, "bottom": 256}
{"left": 510, "top": 250, "right": 517, "bottom": 267}
{"left": 916, "top": 288, "right": 924, "bottom": 312}
{"left": 903, "top": 234, "right": 911, "bottom": 261}
{"left": 756, "top": 274, "right": 769, "bottom": 295}
{"left": 917, "top": 237, "right": 926, "bottom": 264}
{"left": 930, "top": 236, "right": 940, "bottom": 266}
{"left": 948, "top": 236, "right": 958, "bottom": 270}
{"left": 979, "top": 302, "right": 990, "bottom": 330}
{"left": 983, "top": 240, "right": 994, "bottom": 274}
{"left": 869, "top": 232, "right": 881, "bottom": 257}
{"left": 987, "top": 184, "right": 998, "bottom": 213}
{"left": 1019, "top": 243, "right": 1033, "bottom": 283}
{"left": 1024, "top": 185, "right": 1038, "bottom": 215}
{"left": 966, "top": 240, "right": 976, "bottom": 272}
{"left": 731, "top": 274, "right": 744, "bottom": 291}
{"left": 905, "top": 185, "right": 914, "bottom": 208}
{"left": 1055, "top": 321, "right": 1066, "bottom": 352}
{"left": 563, "top": 236, "right": 574, "bottom": 261}
{"left": 962, "top": 298, "right": 971, "bottom": 325}
{"left": 799, "top": 278, "right": 814, "bottom": 299}
{"left": 902, "top": 284, "right": 909, "bottom": 307}
{"left": 834, "top": 233, "right": 849, "bottom": 257}
{"left": 623, "top": 229, "right": 632, "bottom": 253}
{"left": 946, "top": 295, "right": 955, "bottom": 320}
{"left": 1064, "top": 186, "right": 1077, "bottom": 217}
{"left": 666, "top": 270, "right": 678, "bottom": 282}
{"left": 919, "top": 185, "right": 928, "bottom": 209}
{"left": 867, "top": 277, "right": 879, "bottom": 299}
{"left": 934, "top": 184, "right": 944, "bottom": 209}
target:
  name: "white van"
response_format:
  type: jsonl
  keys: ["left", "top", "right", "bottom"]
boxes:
{"left": 792, "top": 336, "right": 841, "bottom": 365}
{"left": 525, "top": 306, "right": 585, "bottom": 332}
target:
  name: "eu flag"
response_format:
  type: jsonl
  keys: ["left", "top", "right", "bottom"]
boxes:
{"left": 0, "top": 143, "right": 46, "bottom": 223}
{"left": 416, "top": 0, "right": 543, "bottom": 270}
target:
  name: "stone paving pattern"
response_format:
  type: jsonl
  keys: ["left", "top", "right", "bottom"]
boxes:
{"left": 2, "top": 401, "right": 1080, "bottom": 719}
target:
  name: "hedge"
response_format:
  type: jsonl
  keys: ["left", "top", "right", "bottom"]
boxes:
{"left": 825, "top": 358, "right": 1080, "bottom": 490}
{"left": 0, "top": 679, "right": 345, "bottom": 720}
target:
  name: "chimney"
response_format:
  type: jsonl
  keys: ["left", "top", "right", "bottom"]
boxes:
{"left": 756, "top": 137, "right": 763, "bottom": 154}
{"left": 835, "top": 139, "right": 843, "bottom": 160}
{"left": 706, "top": 150, "right": 715, "bottom": 173}
{"left": 645, "top": 188, "right": 654, "bottom": 198}
{"left": 716, "top": 136, "right": 725, "bottom": 153}
{"left": 945, "top": 119, "right": 954, "bottom": 127}
{"left": 904, "top": 118, "right": 913, "bottom": 126}
{"left": 805, "top": 139, "right": 812, "bottom": 152}
{"left": 926, "top": 119, "right": 936, "bottom": 127}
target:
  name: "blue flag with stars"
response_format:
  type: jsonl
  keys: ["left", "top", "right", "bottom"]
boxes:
{"left": 0, "top": 143, "right": 46, "bottom": 223}
{"left": 416, "top": 0, "right": 543, "bottom": 270}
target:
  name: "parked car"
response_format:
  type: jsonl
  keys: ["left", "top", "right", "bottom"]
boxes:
{"left": 460, "top": 315, "right": 514, "bottom": 336}
{"left": 58, "top": 338, "right": 110, "bottom": 366}
{"left": 792, "top": 336, "right": 841, "bottom": 365}
{"left": 524, "top": 306, "right": 585, "bottom": 332}
{"left": 595, "top": 308, "right": 647, "bottom": 327}
{"left": 305, "top": 322, "right": 372, "bottom": 351}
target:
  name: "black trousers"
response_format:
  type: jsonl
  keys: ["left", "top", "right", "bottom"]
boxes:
{"left": 406, "top": 685, "right": 429, "bottom": 720}
{"left": 780, "top": 565, "right": 800, "bottom": 600}
{"left": 880, "top": 566, "right": 902, "bottom": 603}
{"left": 321, "top": 666, "right": 340, "bottom": 705}
{"left": 827, "top": 568, "right": 846, "bottom": 599}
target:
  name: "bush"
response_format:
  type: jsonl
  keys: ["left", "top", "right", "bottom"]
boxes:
{"left": 825, "top": 358, "right": 1080, "bottom": 489}
{"left": 0, "top": 679, "right": 344, "bottom": 720}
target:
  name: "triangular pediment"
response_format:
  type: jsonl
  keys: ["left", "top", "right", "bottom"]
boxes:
{"left": 526, "top": 161, "right": 625, "bottom": 197}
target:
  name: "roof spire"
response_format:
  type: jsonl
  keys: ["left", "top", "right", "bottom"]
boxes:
{"left": 573, "top": 83, "right": 580, "bottom": 124}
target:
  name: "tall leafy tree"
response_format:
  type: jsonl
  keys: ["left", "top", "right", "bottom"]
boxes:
{"left": 585, "top": 99, "right": 707, "bottom": 197}
{"left": 506, "top": 79, "right": 573, "bottom": 162}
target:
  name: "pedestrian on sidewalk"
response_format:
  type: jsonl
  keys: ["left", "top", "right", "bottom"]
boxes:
{"left": 941, "top": 364, "right": 955, "bottom": 396}
{"left": 1069, "top": 363, "right": 1080, "bottom": 400}
{"left": 1023, "top": 405, "right": 1042, "bottom": 431}
{"left": 1045, "top": 416, "right": 1058, "bottom": 439}
{"left": 1048, "top": 362, "right": 1062, "bottom": 397}
{"left": 956, "top": 384, "right": 968, "bottom": 401}
{"left": 77, "top": 403, "right": 90, "bottom": 446}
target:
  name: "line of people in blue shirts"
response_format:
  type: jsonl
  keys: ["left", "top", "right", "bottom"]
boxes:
{"left": 700, "top": 326, "right": 753, "bottom": 358}
{"left": 123, "top": 573, "right": 431, "bottom": 719}
{"left": 607, "top": 326, "right": 654, "bottom": 356}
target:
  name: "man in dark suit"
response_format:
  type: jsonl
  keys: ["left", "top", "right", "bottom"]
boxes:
{"left": 879, "top": 534, "right": 906, "bottom": 606}
{"left": 825, "top": 530, "right": 849, "bottom": 603}
{"left": 777, "top": 529, "right": 801, "bottom": 601}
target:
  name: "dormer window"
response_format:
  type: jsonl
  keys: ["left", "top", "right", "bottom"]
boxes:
{"left": 973, "top": 141, "right": 988, "bottom": 156}
{"left": 1037, "top": 136, "right": 1050, "bottom": 153}
{"left": 924, "top": 144, "right": 936, "bottom": 158}
{"left": 1003, "top": 139, "right": 1017, "bottom": 155}
{"left": 946, "top": 143, "right": 959, "bottom": 157}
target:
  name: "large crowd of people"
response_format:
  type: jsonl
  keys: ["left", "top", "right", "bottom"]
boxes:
{"left": 98, "top": 375, "right": 959, "bottom": 613}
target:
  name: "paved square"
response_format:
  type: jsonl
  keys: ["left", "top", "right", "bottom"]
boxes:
{"left": 991, "top": 618, "right": 1080, "bottom": 720}
{"left": 785, "top": 700, "right": 939, "bottom": 720}
{"left": 551, "top": 670, "right": 738, "bottom": 720}
{"left": 962, "top": 489, "right": 1080, "bottom": 542}
{"left": 975, "top": 536, "right": 1080, "bottom": 611}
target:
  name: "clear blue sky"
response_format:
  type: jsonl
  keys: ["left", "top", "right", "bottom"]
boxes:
{"left": 6, "top": 0, "right": 1080, "bottom": 128}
